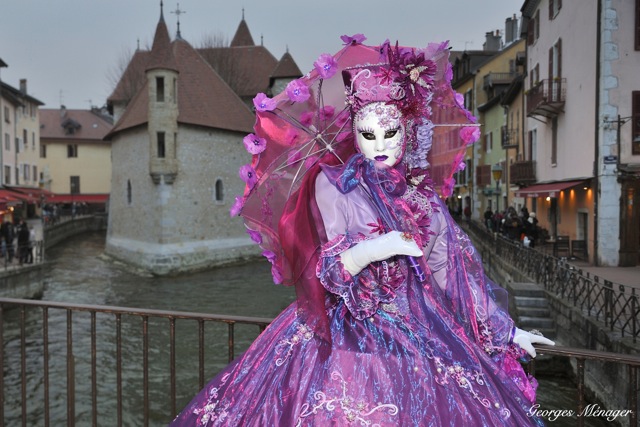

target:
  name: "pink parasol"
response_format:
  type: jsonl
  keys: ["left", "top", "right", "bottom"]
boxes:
{"left": 232, "top": 36, "right": 480, "bottom": 285}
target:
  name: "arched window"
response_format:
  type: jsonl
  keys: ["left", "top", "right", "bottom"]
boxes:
{"left": 127, "top": 180, "right": 132, "bottom": 205}
{"left": 215, "top": 179, "right": 224, "bottom": 202}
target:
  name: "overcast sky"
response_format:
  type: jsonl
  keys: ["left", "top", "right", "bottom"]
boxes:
{"left": 0, "top": 0, "right": 521, "bottom": 110}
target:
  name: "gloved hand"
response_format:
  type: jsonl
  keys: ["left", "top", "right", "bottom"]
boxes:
{"left": 340, "top": 230, "right": 423, "bottom": 276}
{"left": 512, "top": 327, "right": 555, "bottom": 358}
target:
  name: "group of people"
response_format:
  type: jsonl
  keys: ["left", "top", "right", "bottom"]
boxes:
{"left": 484, "top": 206, "right": 540, "bottom": 247}
{"left": 1, "top": 219, "right": 36, "bottom": 265}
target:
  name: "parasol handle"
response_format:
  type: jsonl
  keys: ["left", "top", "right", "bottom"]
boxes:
{"left": 407, "top": 256, "right": 426, "bottom": 283}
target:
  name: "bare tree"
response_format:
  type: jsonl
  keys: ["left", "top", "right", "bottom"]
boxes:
{"left": 105, "top": 43, "right": 150, "bottom": 108}
{"left": 196, "top": 32, "right": 253, "bottom": 98}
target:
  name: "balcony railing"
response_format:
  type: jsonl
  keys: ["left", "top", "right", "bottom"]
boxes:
{"left": 467, "top": 221, "right": 640, "bottom": 341}
{"left": 510, "top": 160, "right": 537, "bottom": 185}
{"left": 526, "top": 78, "right": 566, "bottom": 118}
{"left": 2, "top": 279, "right": 640, "bottom": 426}
{"left": 483, "top": 72, "right": 517, "bottom": 89}
{"left": 0, "top": 298, "right": 271, "bottom": 427}
{"left": 500, "top": 126, "right": 518, "bottom": 148}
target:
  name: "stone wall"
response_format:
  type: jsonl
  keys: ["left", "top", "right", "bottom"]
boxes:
{"left": 0, "top": 265, "right": 45, "bottom": 299}
{"left": 467, "top": 226, "right": 636, "bottom": 423}
{"left": 106, "top": 124, "right": 260, "bottom": 275}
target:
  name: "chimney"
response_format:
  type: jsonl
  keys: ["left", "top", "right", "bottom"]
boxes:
{"left": 483, "top": 30, "right": 502, "bottom": 51}
{"left": 60, "top": 105, "right": 67, "bottom": 118}
{"left": 505, "top": 14, "right": 519, "bottom": 45}
{"left": 19, "top": 79, "right": 27, "bottom": 94}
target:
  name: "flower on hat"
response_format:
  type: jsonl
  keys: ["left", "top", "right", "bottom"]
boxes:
{"left": 340, "top": 34, "right": 366, "bottom": 45}
{"left": 285, "top": 79, "right": 310, "bottom": 103}
{"left": 243, "top": 133, "right": 267, "bottom": 155}
{"left": 253, "top": 93, "right": 276, "bottom": 112}
{"left": 314, "top": 53, "right": 338, "bottom": 79}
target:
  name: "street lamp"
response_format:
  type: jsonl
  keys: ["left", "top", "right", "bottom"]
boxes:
{"left": 492, "top": 163, "right": 503, "bottom": 213}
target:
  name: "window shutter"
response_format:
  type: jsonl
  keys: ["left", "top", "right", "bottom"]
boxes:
{"left": 549, "top": 47, "right": 554, "bottom": 80}
{"left": 558, "top": 0, "right": 562, "bottom": 10}
{"left": 527, "top": 18, "right": 534, "bottom": 45}
{"left": 633, "top": 91, "right": 640, "bottom": 154}
{"left": 636, "top": 0, "right": 640, "bottom": 50}
{"left": 557, "top": 38, "right": 562, "bottom": 78}
{"left": 535, "top": 10, "right": 540, "bottom": 40}
{"left": 549, "top": 0, "right": 554, "bottom": 19}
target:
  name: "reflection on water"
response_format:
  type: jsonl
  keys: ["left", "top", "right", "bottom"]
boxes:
{"left": 2, "top": 232, "right": 618, "bottom": 426}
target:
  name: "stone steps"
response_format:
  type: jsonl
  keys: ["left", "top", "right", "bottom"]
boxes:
{"left": 509, "top": 282, "right": 556, "bottom": 340}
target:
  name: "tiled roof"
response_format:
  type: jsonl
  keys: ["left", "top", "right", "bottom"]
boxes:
{"left": 271, "top": 51, "right": 302, "bottom": 79}
{"left": 230, "top": 19, "right": 254, "bottom": 47}
{"left": 1, "top": 81, "right": 44, "bottom": 107}
{"left": 197, "top": 45, "right": 278, "bottom": 98}
{"left": 147, "top": 15, "right": 178, "bottom": 72}
{"left": 40, "top": 108, "right": 113, "bottom": 142}
{"left": 108, "top": 38, "right": 254, "bottom": 137}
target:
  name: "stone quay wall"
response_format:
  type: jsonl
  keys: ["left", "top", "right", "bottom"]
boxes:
{"left": 467, "top": 226, "right": 636, "bottom": 423}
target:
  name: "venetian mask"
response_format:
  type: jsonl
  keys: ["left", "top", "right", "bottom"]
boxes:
{"left": 354, "top": 102, "right": 405, "bottom": 167}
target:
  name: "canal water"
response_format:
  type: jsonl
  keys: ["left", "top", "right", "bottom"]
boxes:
{"left": 3, "top": 232, "right": 614, "bottom": 426}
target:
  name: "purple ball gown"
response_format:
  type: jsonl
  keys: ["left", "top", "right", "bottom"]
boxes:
{"left": 170, "top": 157, "right": 543, "bottom": 426}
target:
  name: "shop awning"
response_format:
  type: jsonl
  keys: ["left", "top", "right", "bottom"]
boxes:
{"left": 47, "top": 194, "right": 109, "bottom": 204}
{"left": 0, "top": 189, "right": 24, "bottom": 204}
{"left": 514, "top": 180, "right": 586, "bottom": 198}
{"left": 7, "top": 186, "right": 56, "bottom": 201}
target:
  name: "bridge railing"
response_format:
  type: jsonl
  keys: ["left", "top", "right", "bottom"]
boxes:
{"left": 467, "top": 220, "right": 640, "bottom": 342}
{"left": 0, "top": 297, "right": 639, "bottom": 426}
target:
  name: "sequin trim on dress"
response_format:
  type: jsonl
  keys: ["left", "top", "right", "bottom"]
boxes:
{"left": 296, "top": 370, "right": 399, "bottom": 426}
{"left": 275, "top": 323, "right": 314, "bottom": 366}
{"left": 434, "top": 357, "right": 512, "bottom": 420}
{"left": 190, "top": 372, "right": 232, "bottom": 426}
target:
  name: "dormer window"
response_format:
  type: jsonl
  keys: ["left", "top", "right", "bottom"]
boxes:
{"left": 61, "top": 118, "right": 81, "bottom": 135}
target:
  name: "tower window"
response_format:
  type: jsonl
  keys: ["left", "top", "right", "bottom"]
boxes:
{"left": 215, "top": 179, "right": 224, "bottom": 202}
{"left": 157, "top": 132, "right": 165, "bottom": 158}
{"left": 156, "top": 76, "right": 165, "bottom": 102}
{"left": 127, "top": 180, "right": 132, "bottom": 205}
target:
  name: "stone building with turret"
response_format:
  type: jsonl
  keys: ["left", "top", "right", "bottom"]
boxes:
{"left": 104, "top": 7, "right": 302, "bottom": 275}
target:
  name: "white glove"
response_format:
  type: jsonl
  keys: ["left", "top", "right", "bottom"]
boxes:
{"left": 512, "top": 327, "right": 555, "bottom": 358}
{"left": 340, "top": 230, "right": 423, "bottom": 276}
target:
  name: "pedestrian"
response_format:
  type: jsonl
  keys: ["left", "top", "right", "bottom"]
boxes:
{"left": 17, "top": 221, "right": 30, "bottom": 265}
{"left": 484, "top": 206, "right": 494, "bottom": 231}
{"left": 27, "top": 226, "right": 36, "bottom": 264}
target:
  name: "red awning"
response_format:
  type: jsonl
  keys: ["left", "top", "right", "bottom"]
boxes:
{"left": 46, "top": 194, "right": 109, "bottom": 204}
{"left": 514, "top": 180, "right": 585, "bottom": 198}
{"left": 0, "top": 189, "right": 24, "bottom": 204}
{"left": 7, "top": 186, "right": 56, "bottom": 200}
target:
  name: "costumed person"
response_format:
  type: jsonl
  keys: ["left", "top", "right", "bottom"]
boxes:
{"left": 170, "top": 36, "right": 554, "bottom": 426}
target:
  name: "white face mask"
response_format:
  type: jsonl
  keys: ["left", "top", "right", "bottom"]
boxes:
{"left": 354, "top": 102, "right": 404, "bottom": 167}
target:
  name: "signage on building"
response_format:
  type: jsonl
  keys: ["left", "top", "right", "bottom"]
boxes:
{"left": 603, "top": 155, "right": 617, "bottom": 164}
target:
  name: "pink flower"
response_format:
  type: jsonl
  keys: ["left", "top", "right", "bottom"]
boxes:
{"left": 285, "top": 128, "right": 300, "bottom": 145}
{"left": 253, "top": 93, "right": 276, "bottom": 112}
{"left": 242, "top": 133, "right": 267, "bottom": 155}
{"left": 287, "top": 150, "right": 302, "bottom": 167}
{"left": 229, "top": 196, "right": 244, "bottom": 217}
{"left": 442, "top": 177, "right": 456, "bottom": 197}
{"left": 271, "top": 265, "right": 283, "bottom": 284}
{"left": 300, "top": 111, "right": 314, "bottom": 126}
{"left": 453, "top": 152, "right": 466, "bottom": 172}
{"left": 262, "top": 250, "right": 276, "bottom": 263}
{"left": 319, "top": 106, "right": 335, "bottom": 120}
{"left": 340, "top": 34, "right": 366, "bottom": 45}
{"left": 304, "top": 155, "right": 319, "bottom": 169}
{"left": 285, "top": 79, "right": 310, "bottom": 103}
{"left": 246, "top": 229, "right": 262, "bottom": 244}
{"left": 239, "top": 164, "right": 258, "bottom": 189}
{"left": 454, "top": 92, "right": 465, "bottom": 108}
{"left": 460, "top": 126, "right": 480, "bottom": 144}
{"left": 314, "top": 53, "right": 338, "bottom": 79}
